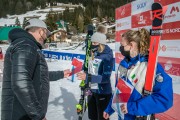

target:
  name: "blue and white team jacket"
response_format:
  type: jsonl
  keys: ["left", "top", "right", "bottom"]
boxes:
{"left": 84, "top": 45, "right": 114, "bottom": 94}
{"left": 104, "top": 55, "right": 173, "bottom": 120}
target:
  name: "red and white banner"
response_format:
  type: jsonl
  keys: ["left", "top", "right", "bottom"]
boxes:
{"left": 116, "top": 3, "right": 131, "bottom": 20}
{"left": 159, "top": 40, "right": 180, "bottom": 58}
{"left": 131, "top": 10, "right": 152, "bottom": 28}
{"left": 162, "top": 21, "right": 180, "bottom": 40}
{"left": 115, "top": 0, "right": 180, "bottom": 119}
{"left": 116, "top": 17, "right": 131, "bottom": 31}
{"left": 158, "top": 57, "right": 180, "bottom": 78}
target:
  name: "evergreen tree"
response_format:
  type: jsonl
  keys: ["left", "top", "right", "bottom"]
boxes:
{"left": 73, "top": 8, "right": 79, "bottom": 27}
{"left": 58, "top": 13, "right": 63, "bottom": 20}
{"left": 97, "top": 5, "right": 102, "bottom": 18}
{"left": 15, "top": 0, "right": 23, "bottom": 15}
{"left": 63, "top": 7, "right": 70, "bottom": 23}
{"left": 26, "top": 2, "right": 33, "bottom": 11}
{"left": 84, "top": 5, "right": 92, "bottom": 26}
{"left": 77, "top": 14, "right": 84, "bottom": 33}
{"left": 15, "top": 17, "right": 21, "bottom": 26}
{"left": 68, "top": 12, "right": 75, "bottom": 25}
{"left": 45, "top": 11, "right": 58, "bottom": 31}
{"left": 9, "top": 0, "right": 16, "bottom": 15}
{"left": 40, "top": 0, "right": 47, "bottom": 9}
{"left": 22, "top": 18, "right": 27, "bottom": 29}
{"left": 0, "top": 0, "right": 134, "bottom": 28}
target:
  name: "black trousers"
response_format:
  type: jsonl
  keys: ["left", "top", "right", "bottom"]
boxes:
{"left": 88, "top": 92, "right": 112, "bottom": 120}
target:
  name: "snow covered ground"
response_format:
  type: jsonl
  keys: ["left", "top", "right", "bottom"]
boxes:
{"left": 0, "top": 6, "right": 69, "bottom": 26}
{"left": 46, "top": 60, "right": 118, "bottom": 120}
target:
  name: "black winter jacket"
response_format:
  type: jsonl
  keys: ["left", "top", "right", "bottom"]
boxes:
{"left": 1, "top": 28, "right": 64, "bottom": 120}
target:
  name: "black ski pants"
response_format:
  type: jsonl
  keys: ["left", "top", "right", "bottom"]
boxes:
{"left": 88, "top": 92, "right": 112, "bottom": 120}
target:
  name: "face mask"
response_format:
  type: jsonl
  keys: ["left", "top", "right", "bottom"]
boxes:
{"left": 44, "top": 38, "right": 48, "bottom": 44}
{"left": 119, "top": 45, "right": 130, "bottom": 58}
{"left": 39, "top": 30, "right": 47, "bottom": 45}
{"left": 91, "top": 45, "right": 99, "bottom": 53}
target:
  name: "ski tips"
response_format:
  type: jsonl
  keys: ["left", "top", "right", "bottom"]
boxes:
{"left": 152, "top": 3, "right": 162, "bottom": 10}
{"left": 152, "top": 2, "right": 163, "bottom": 28}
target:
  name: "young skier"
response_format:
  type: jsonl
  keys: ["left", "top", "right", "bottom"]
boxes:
{"left": 103, "top": 28, "right": 173, "bottom": 120}
{"left": 77, "top": 32, "right": 114, "bottom": 120}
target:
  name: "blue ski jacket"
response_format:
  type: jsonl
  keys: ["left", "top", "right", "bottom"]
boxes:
{"left": 86, "top": 45, "right": 114, "bottom": 94}
{"left": 104, "top": 55, "right": 173, "bottom": 120}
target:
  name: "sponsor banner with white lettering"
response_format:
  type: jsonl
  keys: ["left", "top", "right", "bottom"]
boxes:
{"left": 158, "top": 56, "right": 180, "bottom": 78}
{"left": 163, "top": 2, "right": 180, "bottom": 24}
{"left": 116, "top": 16, "right": 131, "bottom": 31}
{"left": 116, "top": 3, "right": 131, "bottom": 20}
{"left": 42, "top": 50, "right": 85, "bottom": 61}
{"left": 162, "top": 21, "right": 180, "bottom": 40}
{"left": 159, "top": 40, "right": 180, "bottom": 58}
{"left": 132, "top": 10, "right": 152, "bottom": 28}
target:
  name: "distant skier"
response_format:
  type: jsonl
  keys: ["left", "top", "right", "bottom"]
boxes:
{"left": 103, "top": 28, "right": 173, "bottom": 120}
{"left": 96, "top": 24, "right": 107, "bottom": 34}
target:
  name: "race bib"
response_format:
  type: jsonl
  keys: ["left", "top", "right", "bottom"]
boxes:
{"left": 88, "top": 57, "right": 102, "bottom": 76}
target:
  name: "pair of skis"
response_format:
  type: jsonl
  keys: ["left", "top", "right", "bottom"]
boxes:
{"left": 144, "top": 2, "right": 166, "bottom": 97}
{"left": 76, "top": 29, "right": 93, "bottom": 120}
{"left": 144, "top": 2, "right": 167, "bottom": 120}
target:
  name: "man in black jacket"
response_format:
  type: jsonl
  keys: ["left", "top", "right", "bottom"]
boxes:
{"left": 1, "top": 19, "right": 71, "bottom": 120}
